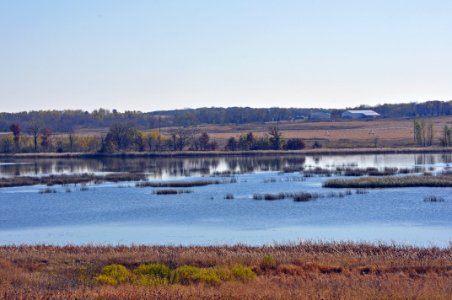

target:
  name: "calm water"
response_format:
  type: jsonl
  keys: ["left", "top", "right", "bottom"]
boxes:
{"left": 0, "top": 154, "right": 451, "bottom": 246}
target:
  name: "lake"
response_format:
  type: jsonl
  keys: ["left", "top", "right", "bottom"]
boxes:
{"left": 0, "top": 153, "right": 451, "bottom": 246}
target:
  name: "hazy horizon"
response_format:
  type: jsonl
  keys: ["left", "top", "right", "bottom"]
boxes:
{"left": 1, "top": 0, "right": 451, "bottom": 112}
{"left": 2, "top": 98, "right": 452, "bottom": 114}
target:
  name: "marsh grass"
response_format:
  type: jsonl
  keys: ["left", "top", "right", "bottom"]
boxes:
{"left": 0, "top": 173, "right": 147, "bottom": 188}
{"left": 324, "top": 174, "right": 452, "bottom": 188}
{"left": 1, "top": 243, "right": 451, "bottom": 299}
{"left": 424, "top": 195, "right": 445, "bottom": 202}
{"left": 137, "top": 180, "right": 222, "bottom": 188}
{"left": 38, "top": 187, "right": 57, "bottom": 194}
{"left": 253, "top": 192, "right": 320, "bottom": 202}
{"left": 302, "top": 166, "right": 420, "bottom": 178}
{"left": 153, "top": 189, "right": 193, "bottom": 195}
{"left": 224, "top": 193, "right": 234, "bottom": 199}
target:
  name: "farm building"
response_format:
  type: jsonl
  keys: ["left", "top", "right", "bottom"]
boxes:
{"left": 341, "top": 110, "right": 380, "bottom": 119}
{"left": 309, "top": 111, "right": 331, "bottom": 120}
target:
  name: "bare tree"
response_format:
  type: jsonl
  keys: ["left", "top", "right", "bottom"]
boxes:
{"left": 268, "top": 126, "right": 282, "bottom": 150}
{"left": 27, "top": 122, "right": 40, "bottom": 152}
{"left": 169, "top": 128, "right": 191, "bottom": 151}
{"left": 40, "top": 128, "right": 52, "bottom": 150}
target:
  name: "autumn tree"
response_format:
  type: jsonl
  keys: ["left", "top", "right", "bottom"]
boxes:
{"left": 106, "top": 123, "right": 140, "bottom": 151}
{"left": 147, "top": 130, "right": 162, "bottom": 151}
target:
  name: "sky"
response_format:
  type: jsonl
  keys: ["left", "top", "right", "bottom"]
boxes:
{"left": 0, "top": 0, "right": 451, "bottom": 113}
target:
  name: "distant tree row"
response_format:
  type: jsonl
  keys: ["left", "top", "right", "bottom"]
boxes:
{"left": 0, "top": 123, "right": 309, "bottom": 154}
{"left": 2, "top": 100, "right": 452, "bottom": 133}
{"left": 224, "top": 127, "right": 305, "bottom": 151}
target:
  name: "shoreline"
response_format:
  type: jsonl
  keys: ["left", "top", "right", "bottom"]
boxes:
{"left": 1, "top": 146, "right": 452, "bottom": 159}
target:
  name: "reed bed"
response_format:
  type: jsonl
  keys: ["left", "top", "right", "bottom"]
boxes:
{"left": 252, "top": 192, "right": 320, "bottom": 202}
{"left": 0, "top": 173, "right": 147, "bottom": 188}
{"left": 137, "top": 180, "right": 222, "bottom": 188}
{"left": 323, "top": 174, "right": 452, "bottom": 188}
{"left": 224, "top": 193, "right": 234, "bottom": 199}
{"left": 0, "top": 243, "right": 451, "bottom": 299}
{"left": 153, "top": 189, "right": 193, "bottom": 195}
{"left": 38, "top": 187, "right": 57, "bottom": 194}
{"left": 303, "top": 166, "right": 420, "bottom": 178}
{"left": 424, "top": 195, "right": 445, "bottom": 202}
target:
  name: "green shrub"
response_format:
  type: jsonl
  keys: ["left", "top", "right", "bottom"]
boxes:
{"left": 213, "top": 267, "right": 233, "bottom": 281}
{"left": 95, "top": 262, "right": 257, "bottom": 286}
{"left": 133, "top": 263, "right": 171, "bottom": 285}
{"left": 136, "top": 263, "right": 171, "bottom": 279}
{"left": 95, "top": 264, "right": 130, "bottom": 285}
{"left": 231, "top": 264, "right": 256, "bottom": 282}
{"left": 261, "top": 255, "right": 277, "bottom": 270}
{"left": 173, "top": 265, "right": 221, "bottom": 285}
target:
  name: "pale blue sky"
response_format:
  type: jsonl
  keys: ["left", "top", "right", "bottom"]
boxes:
{"left": 1, "top": 0, "right": 451, "bottom": 112}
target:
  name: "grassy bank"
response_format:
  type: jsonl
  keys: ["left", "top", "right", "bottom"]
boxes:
{"left": 0, "top": 243, "right": 450, "bottom": 299}
{"left": 323, "top": 174, "right": 452, "bottom": 188}
{"left": 1, "top": 146, "right": 452, "bottom": 159}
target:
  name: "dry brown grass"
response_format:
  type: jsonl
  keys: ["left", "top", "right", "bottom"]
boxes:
{"left": 0, "top": 243, "right": 451, "bottom": 299}
{"left": 181, "top": 116, "right": 452, "bottom": 148}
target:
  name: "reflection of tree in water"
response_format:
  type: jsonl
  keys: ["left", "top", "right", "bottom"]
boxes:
{"left": 441, "top": 154, "right": 452, "bottom": 164}
{"left": 5, "top": 154, "right": 452, "bottom": 177}
{"left": 225, "top": 156, "right": 306, "bottom": 173}
{"left": 415, "top": 154, "right": 436, "bottom": 166}
{"left": 312, "top": 156, "right": 321, "bottom": 164}
{"left": 0, "top": 155, "right": 307, "bottom": 177}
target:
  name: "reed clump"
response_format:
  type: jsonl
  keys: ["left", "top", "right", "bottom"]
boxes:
{"left": 224, "top": 193, "right": 234, "bottom": 199}
{"left": 137, "top": 180, "right": 221, "bottom": 188}
{"left": 423, "top": 195, "right": 445, "bottom": 202}
{"left": 252, "top": 192, "right": 320, "bottom": 202}
{"left": 38, "top": 187, "right": 57, "bottom": 194}
{"left": 153, "top": 189, "right": 193, "bottom": 195}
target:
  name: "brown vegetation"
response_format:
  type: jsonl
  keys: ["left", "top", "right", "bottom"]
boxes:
{"left": 0, "top": 173, "right": 147, "bottom": 188}
{"left": 0, "top": 243, "right": 451, "bottom": 299}
{"left": 324, "top": 174, "right": 452, "bottom": 188}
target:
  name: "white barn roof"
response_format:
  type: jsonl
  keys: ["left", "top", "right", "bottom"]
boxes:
{"left": 345, "top": 110, "right": 380, "bottom": 116}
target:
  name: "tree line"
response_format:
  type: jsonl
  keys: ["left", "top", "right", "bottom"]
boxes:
{"left": 2, "top": 100, "right": 452, "bottom": 133}
{"left": 0, "top": 123, "right": 307, "bottom": 154}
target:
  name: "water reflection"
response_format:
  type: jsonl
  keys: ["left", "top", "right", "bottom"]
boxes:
{"left": 1, "top": 153, "right": 451, "bottom": 178}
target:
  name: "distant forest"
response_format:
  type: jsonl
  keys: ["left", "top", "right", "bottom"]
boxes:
{"left": 0, "top": 100, "right": 451, "bottom": 133}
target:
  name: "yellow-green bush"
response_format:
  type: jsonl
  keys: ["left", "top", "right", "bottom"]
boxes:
{"left": 95, "top": 264, "right": 131, "bottom": 285}
{"left": 231, "top": 264, "right": 256, "bottom": 282}
{"left": 134, "top": 263, "right": 171, "bottom": 285}
{"left": 172, "top": 265, "right": 221, "bottom": 285}
{"left": 95, "top": 262, "right": 256, "bottom": 286}
{"left": 261, "top": 255, "right": 277, "bottom": 270}
{"left": 136, "top": 263, "right": 171, "bottom": 279}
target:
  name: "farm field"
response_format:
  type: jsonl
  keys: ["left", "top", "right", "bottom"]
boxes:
{"left": 191, "top": 116, "right": 452, "bottom": 148}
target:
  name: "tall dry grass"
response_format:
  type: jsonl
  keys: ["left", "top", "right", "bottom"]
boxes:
{"left": 0, "top": 242, "right": 451, "bottom": 299}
